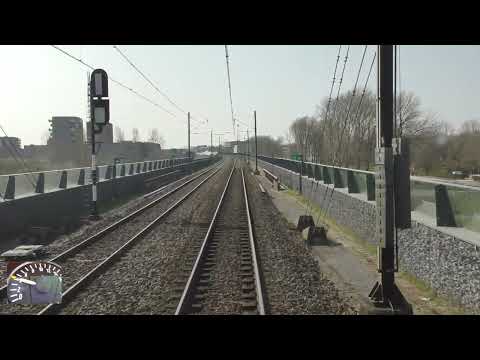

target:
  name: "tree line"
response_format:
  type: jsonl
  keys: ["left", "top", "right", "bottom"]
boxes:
{"left": 240, "top": 90, "right": 479, "bottom": 177}
{"left": 283, "top": 90, "right": 480, "bottom": 176}
{"left": 114, "top": 126, "right": 166, "bottom": 148}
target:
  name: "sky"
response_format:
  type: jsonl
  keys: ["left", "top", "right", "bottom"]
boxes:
{"left": 1, "top": 45, "right": 479, "bottom": 149}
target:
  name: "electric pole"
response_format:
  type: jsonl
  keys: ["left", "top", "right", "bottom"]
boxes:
{"left": 210, "top": 130, "right": 213, "bottom": 155}
{"left": 247, "top": 129, "right": 250, "bottom": 164}
{"left": 254, "top": 110, "right": 259, "bottom": 174}
{"left": 367, "top": 45, "right": 412, "bottom": 315}
{"left": 236, "top": 123, "right": 239, "bottom": 156}
{"left": 188, "top": 112, "right": 191, "bottom": 173}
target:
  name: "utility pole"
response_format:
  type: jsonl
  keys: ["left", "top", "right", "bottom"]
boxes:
{"left": 210, "top": 130, "right": 213, "bottom": 155}
{"left": 244, "top": 133, "right": 247, "bottom": 162}
{"left": 367, "top": 45, "right": 412, "bottom": 315}
{"left": 236, "top": 123, "right": 239, "bottom": 157}
{"left": 254, "top": 110, "right": 259, "bottom": 174}
{"left": 247, "top": 129, "right": 250, "bottom": 164}
{"left": 188, "top": 112, "right": 191, "bottom": 173}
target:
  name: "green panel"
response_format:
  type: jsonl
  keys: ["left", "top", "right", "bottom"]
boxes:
{"left": 410, "top": 180, "right": 436, "bottom": 219}
{"left": 445, "top": 185, "right": 480, "bottom": 232}
{"left": 323, "top": 167, "right": 332, "bottom": 184}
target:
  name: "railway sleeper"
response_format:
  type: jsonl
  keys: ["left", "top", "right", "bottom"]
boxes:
{"left": 241, "top": 293, "right": 256, "bottom": 300}
{"left": 168, "top": 295, "right": 181, "bottom": 302}
{"left": 240, "top": 301, "right": 257, "bottom": 311}
{"left": 190, "top": 303, "right": 203, "bottom": 312}
{"left": 242, "top": 283, "right": 255, "bottom": 293}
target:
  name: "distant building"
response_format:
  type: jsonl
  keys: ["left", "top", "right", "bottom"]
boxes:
{"left": 48, "top": 117, "right": 84, "bottom": 145}
{"left": 86, "top": 122, "right": 113, "bottom": 145}
{"left": 0, "top": 137, "right": 21, "bottom": 158}
{"left": 23, "top": 144, "right": 49, "bottom": 160}
{"left": 93, "top": 141, "right": 163, "bottom": 164}
{"left": 47, "top": 117, "right": 86, "bottom": 165}
{"left": 194, "top": 145, "right": 209, "bottom": 153}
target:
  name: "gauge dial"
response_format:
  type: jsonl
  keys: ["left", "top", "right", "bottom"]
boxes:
{"left": 7, "top": 261, "right": 62, "bottom": 305}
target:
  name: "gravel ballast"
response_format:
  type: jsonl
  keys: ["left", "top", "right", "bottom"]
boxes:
{"left": 244, "top": 163, "right": 357, "bottom": 315}
{"left": 57, "top": 161, "right": 234, "bottom": 314}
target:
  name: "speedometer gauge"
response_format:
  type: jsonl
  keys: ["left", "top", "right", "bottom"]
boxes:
{"left": 7, "top": 261, "right": 62, "bottom": 305}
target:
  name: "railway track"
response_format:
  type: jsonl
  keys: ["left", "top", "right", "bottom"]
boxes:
{"left": 0, "top": 161, "right": 224, "bottom": 315}
{"left": 175, "top": 164, "right": 265, "bottom": 315}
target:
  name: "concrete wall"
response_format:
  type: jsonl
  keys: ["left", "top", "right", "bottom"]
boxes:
{"left": 257, "top": 158, "right": 480, "bottom": 312}
{"left": 0, "top": 157, "right": 220, "bottom": 247}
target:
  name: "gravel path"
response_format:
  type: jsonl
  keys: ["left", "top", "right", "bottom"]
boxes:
{"left": 244, "top": 163, "right": 357, "bottom": 314}
{"left": 57, "top": 161, "right": 233, "bottom": 314}
{"left": 0, "top": 162, "right": 222, "bottom": 315}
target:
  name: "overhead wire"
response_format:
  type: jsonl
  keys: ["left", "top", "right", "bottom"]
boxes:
{"left": 312, "top": 45, "right": 350, "bottom": 224}
{"left": 224, "top": 45, "right": 236, "bottom": 136}
{"left": 51, "top": 45, "right": 179, "bottom": 119}
{"left": 319, "top": 45, "right": 369, "bottom": 225}
{"left": 350, "top": 51, "right": 376, "bottom": 133}
{"left": 330, "top": 46, "right": 350, "bottom": 128}
{"left": 305, "top": 45, "right": 342, "bottom": 218}
{"left": 112, "top": 45, "right": 208, "bottom": 126}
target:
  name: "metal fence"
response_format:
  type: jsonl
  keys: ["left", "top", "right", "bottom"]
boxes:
{"left": 258, "top": 155, "right": 480, "bottom": 233}
{"left": 0, "top": 157, "right": 193, "bottom": 201}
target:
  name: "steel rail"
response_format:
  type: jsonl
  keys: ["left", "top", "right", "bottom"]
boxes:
{"left": 241, "top": 167, "right": 265, "bottom": 315}
{"left": 175, "top": 161, "right": 265, "bottom": 315}
{"left": 0, "top": 161, "right": 222, "bottom": 301}
{"left": 174, "top": 161, "right": 236, "bottom": 315}
{"left": 37, "top": 163, "right": 226, "bottom": 315}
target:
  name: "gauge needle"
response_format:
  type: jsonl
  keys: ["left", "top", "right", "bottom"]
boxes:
{"left": 10, "top": 275, "right": 37, "bottom": 286}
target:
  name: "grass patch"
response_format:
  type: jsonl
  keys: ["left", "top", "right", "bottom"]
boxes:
{"left": 398, "top": 271, "right": 436, "bottom": 296}
{"left": 285, "top": 188, "right": 377, "bottom": 256}
{"left": 397, "top": 271, "right": 468, "bottom": 314}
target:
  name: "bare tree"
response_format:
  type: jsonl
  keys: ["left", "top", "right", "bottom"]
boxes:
{"left": 132, "top": 128, "right": 140, "bottom": 142}
{"left": 148, "top": 129, "right": 160, "bottom": 143}
{"left": 396, "top": 91, "right": 440, "bottom": 137}
{"left": 256, "top": 135, "right": 283, "bottom": 157}
{"left": 114, "top": 126, "right": 125, "bottom": 142}
{"left": 460, "top": 119, "right": 480, "bottom": 134}
{"left": 289, "top": 116, "right": 316, "bottom": 161}
{"left": 147, "top": 128, "right": 165, "bottom": 148}
{"left": 41, "top": 130, "right": 50, "bottom": 145}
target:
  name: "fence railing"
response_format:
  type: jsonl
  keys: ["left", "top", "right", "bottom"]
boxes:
{"left": 257, "top": 155, "right": 480, "bottom": 233}
{"left": 0, "top": 157, "right": 196, "bottom": 201}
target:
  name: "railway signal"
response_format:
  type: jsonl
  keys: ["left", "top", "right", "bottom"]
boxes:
{"left": 89, "top": 69, "right": 110, "bottom": 221}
